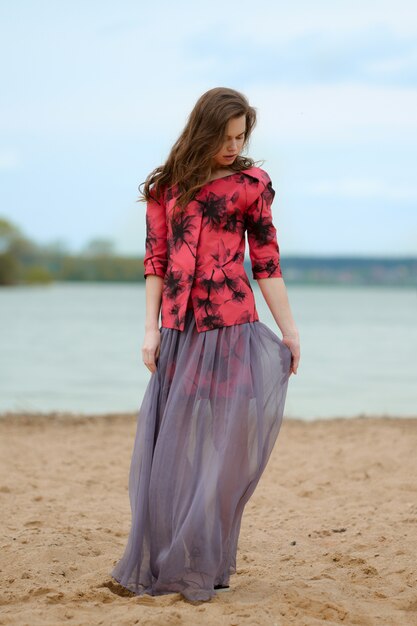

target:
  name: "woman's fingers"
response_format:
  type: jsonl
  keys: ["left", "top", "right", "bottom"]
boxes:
{"left": 289, "top": 351, "right": 299, "bottom": 375}
{"left": 141, "top": 329, "right": 161, "bottom": 373}
{"left": 282, "top": 335, "right": 300, "bottom": 377}
{"left": 143, "top": 350, "right": 156, "bottom": 372}
{"left": 142, "top": 348, "right": 157, "bottom": 373}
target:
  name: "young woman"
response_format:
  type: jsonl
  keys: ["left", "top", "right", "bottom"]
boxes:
{"left": 110, "top": 87, "right": 300, "bottom": 603}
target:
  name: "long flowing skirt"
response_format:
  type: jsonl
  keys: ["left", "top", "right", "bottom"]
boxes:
{"left": 110, "top": 308, "right": 292, "bottom": 602}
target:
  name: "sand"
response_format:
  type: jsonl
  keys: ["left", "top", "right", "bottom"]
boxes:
{"left": 0, "top": 412, "right": 416, "bottom": 626}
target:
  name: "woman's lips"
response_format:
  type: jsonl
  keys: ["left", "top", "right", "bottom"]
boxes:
{"left": 224, "top": 154, "right": 236, "bottom": 159}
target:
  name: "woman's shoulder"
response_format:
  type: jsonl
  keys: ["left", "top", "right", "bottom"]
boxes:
{"left": 240, "top": 165, "right": 272, "bottom": 188}
{"left": 154, "top": 166, "right": 272, "bottom": 205}
{"left": 240, "top": 166, "right": 273, "bottom": 205}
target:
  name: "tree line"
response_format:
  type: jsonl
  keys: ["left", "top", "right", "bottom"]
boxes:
{"left": 0, "top": 216, "right": 415, "bottom": 287}
{"left": 0, "top": 217, "right": 144, "bottom": 285}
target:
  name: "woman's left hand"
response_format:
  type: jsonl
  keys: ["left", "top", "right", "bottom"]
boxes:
{"left": 282, "top": 332, "right": 300, "bottom": 377}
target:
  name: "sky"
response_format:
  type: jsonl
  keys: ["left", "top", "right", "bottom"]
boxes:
{"left": 1, "top": 0, "right": 416, "bottom": 257}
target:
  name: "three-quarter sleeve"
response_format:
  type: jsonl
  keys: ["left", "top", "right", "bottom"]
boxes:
{"left": 143, "top": 186, "right": 168, "bottom": 279}
{"left": 245, "top": 175, "right": 283, "bottom": 279}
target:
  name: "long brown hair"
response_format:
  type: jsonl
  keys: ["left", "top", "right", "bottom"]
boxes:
{"left": 138, "top": 87, "right": 262, "bottom": 212}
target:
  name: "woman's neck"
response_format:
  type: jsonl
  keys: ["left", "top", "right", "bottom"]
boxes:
{"left": 208, "top": 167, "right": 235, "bottom": 182}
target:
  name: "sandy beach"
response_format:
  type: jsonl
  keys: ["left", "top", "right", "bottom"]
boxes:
{"left": 0, "top": 412, "right": 416, "bottom": 626}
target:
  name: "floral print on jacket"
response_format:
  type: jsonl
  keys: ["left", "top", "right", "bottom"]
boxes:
{"left": 143, "top": 166, "right": 283, "bottom": 332}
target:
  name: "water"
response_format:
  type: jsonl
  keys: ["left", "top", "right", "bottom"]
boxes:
{"left": 0, "top": 282, "right": 416, "bottom": 420}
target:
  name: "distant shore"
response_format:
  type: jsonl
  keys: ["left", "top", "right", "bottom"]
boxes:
{"left": 1, "top": 413, "right": 416, "bottom": 625}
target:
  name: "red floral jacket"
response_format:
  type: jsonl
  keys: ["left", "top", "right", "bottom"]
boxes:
{"left": 143, "top": 166, "right": 283, "bottom": 332}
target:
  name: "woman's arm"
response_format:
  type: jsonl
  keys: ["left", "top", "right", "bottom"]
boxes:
{"left": 142, "top": 187, "right": 168, "bottom": 373}
{"left": 245, "top": 174, "right": 300, "bottom": 376}
{"left": 145, "top": 275, "right": 163, "bottom": 332}
{"left": 142, "top": 275, "right": 163, "bottom": 373}
{"left": 257, "top": 276, "right": 300, "bottom": 375}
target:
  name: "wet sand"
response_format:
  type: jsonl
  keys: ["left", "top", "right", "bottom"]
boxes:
{"left": 0, "top": 412, "right": 416, "bottom": 626}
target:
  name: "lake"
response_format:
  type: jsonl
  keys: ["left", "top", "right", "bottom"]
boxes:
{"left": 0, "top": 282, "right": 415, "bottom": 420}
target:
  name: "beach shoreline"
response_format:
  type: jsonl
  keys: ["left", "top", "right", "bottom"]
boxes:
{"left": 1, "top": 413, "right": 416, "bottom": 625}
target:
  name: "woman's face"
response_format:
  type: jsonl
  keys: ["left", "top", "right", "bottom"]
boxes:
{"left": 211, "top": 114, "right": 246, "bottom": 168}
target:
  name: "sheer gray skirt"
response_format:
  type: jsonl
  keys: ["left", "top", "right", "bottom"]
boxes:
{"left": 110, "top": 308, "right": 292, "bottom": 602}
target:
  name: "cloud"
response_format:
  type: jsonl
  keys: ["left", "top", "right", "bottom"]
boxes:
{"left": 0, "top": 151, "right": 19, "bottom": 170}
{"left": 0, "top": 1, "right": 416, "bottom": 145}
{"left": 185, "top": 25, "right": 417, "bottom": 87}
{"left": 256, "top": 82, "right": 417, "bottom": 142}
{"left": 307, "top": 178, "right": 417, "bottom": 201}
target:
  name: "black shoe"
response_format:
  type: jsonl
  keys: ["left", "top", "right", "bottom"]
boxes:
{"left": 214, "top": 584, "right": 230, "bottom": 592}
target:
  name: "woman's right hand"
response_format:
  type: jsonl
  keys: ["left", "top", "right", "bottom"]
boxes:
{"left": 141, "top": 328, "right": 161, "bottom": 373}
